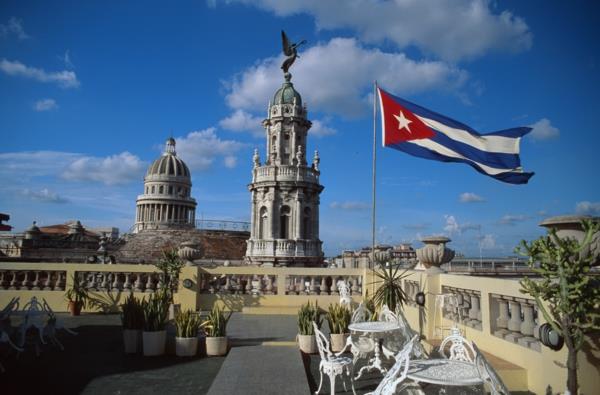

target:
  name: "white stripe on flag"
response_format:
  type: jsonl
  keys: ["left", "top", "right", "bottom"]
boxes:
{"left": 409, "top": 138, "right": 522, "bottom": 176}
{"left": 416, "top": 115, "right": 520, "bottom": 154}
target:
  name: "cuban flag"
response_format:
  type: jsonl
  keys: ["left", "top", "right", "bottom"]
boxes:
{"left": 377, "top": 87, "right": 534, "bottom": 184}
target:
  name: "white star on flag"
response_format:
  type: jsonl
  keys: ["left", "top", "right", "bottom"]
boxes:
{"left": 393, "top": 111, "right": 412, "bottom": 133}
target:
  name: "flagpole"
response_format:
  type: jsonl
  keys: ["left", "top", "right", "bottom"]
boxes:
{"left": 371, "top": 80, "right": 378, "bottom": 296}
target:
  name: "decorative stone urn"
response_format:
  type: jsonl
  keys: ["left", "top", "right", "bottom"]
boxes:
{"left": 416, "top": 236, "right": 455, "bottom": 274}
{"left": 540, "top": 215, "right": 600, "bottom": 266}
{"left": 177, "top": 241, "right": 203, "bottom": 266}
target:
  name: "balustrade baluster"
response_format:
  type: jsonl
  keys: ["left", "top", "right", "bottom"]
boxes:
{"left": 469, "top": 294, "right": 482, "bottom": 330}
{"left": 100, "top": 273, "right": 109, "bottom": 290}
{"left": 298, "top": 277, "right": 307, "bottom": 295}
{"left": 8, "top": 271, "right": 18, "bottom": 289}
{"left": 43, "top": 271, "right": 53, "bottom": 290}
{"left": 32, "top": 271, "right": 41, "bottom": 290}
{"left": 123, "top": 273, "right": 132, "bottom": 290}
{"left": 57, "top": 272, "right": 66, "bottom": 290}
{"left": 0, "top": 271, "right": 6, "bottom": 289}
{"left": 112, "top": 272, "right": 121, "bottom": 290}
{"left": 518, "top": 301, "right": 539, "bottom": 350}
{"left": 21, "top": 271, "right": 31, "bottom": 289}
{"left": 145, "top": 273, "right": 155, "bottom": 293}
{"left": 330, "top": 276, "right": 339, "bottom": 295}
{"left": 320, "top": 277, "right": 328, "bottom": 295}
{"left": 494, "top": 297, "right": 510, "bottom": 337}
{"left": 505, "top": 300, "right": 524, "bottom": 343}
{"left": 264, "top": 275, "right": 274, "bottom": 295}
{"left": 245, "top": 275, "right": 252, "bottom": 294}
{"left": 351, "top": 277, "right": 359, "bottom": 294}
{"left": 134, "top": 274, "right": 144, "bottom": 292}
{"left": 309, "top": 277, "right": 318, "bottom": 295}
{"left": 251, "top": 275, "right": 262, "bottom": 295}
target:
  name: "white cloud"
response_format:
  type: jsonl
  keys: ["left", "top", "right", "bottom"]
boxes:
{"left": 478, "top": 234, "right": 496, "bottom": 250}
{"left": 224, "top": 37, "right": 466, "bottom": 118}
{"left": 443, "top": 214, "right": 480, "bottom": 235}
{"left": 61, "top": 50, "right": 74, "bottom": 69}
{"left": 224, "top": 156, "right": 238, "bottom": 168}
{"left": 459, "top": 192, "right": 485, "bottom": 203}
{"left": 529, "top": 118, "right": 559, "bottom": 141}
{"left": 0, "top": 17, "right": 29, "bottom": 40}
{"left": 499, "top": 214, "right": 530, "bottom": 225}
{"left": 0, "top": 151, "right": 82, "bottom": 179}
{"left": 310, "top": 119, "right": 337, "bottom": 137}
{"left": 175, "top": 128, "right": 247, "bottom": 171}
{"left": 219, "top": 109, "right": 264, "bottom": 138}
{"left": 34, "top": 98, "right": 58, "bottom": 112}
{"left": 21, "top": 188, "right": 67, "bottom": 203}
{"left": 0, "top": 58, "right": 80, "bottom": 88}
{"left": 330, "top": 201, "right": 370, "bottom": 211}
{"left": 62, "top": 152, "right": 146, "bottom": 185}
{"left": 575, "top": 201, "right": 600, "bottom": 216}
{"left": 218, "top": 0, "right": 531, "bottom": 61}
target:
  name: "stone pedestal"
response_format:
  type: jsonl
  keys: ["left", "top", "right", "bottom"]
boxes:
{"left": 416, "top": 236, "right": 455, "bottom": 275}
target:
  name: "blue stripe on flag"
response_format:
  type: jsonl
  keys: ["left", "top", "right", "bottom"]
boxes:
{"left": 389, "top": 141, "right": 534, "bottom": 184}
{"left": 429, "top": 129, "right": 522, "bottom": 169}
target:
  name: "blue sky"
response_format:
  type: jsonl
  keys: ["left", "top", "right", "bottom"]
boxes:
{"left": 1, "top": 0, "right": 599, "bottom": 257}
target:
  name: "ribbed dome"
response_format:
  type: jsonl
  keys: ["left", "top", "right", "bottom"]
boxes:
{"left": 146, "top": 154, "right": 190, "bottom": 177}
{"left": 146, "top": 138, "right": 190, "bottom": 178}
{"left": 273, "top": 80, "right": 302, "bottom": 107}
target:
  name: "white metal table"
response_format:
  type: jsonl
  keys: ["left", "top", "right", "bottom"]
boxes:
{"left": 407, "top": 359, "right": 483, "bottom": 387}
{"left": 348, "top": 321, "right": 400, "bottom": 379}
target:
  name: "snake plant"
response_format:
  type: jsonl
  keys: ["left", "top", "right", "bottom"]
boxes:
{"left": 326, "top": 304, "right": 351, "bottom": 334}
{"left": 200, "top": 305, "right": 232, "bottom": 337}
{"left": 175, "top": 309, "right": 202, "bottom": 338}
{"left": 120, "top": 293, "right": 144, "bottom": 330}
{"left": 297, "top": 301, "right": 322, "bottom": 335}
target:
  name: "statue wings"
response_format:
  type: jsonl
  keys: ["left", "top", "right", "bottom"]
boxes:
{"left": 281, "top": 30, "right": 293, "bottom": 56}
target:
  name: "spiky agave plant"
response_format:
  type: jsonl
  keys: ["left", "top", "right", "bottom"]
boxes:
{"left": 297, "top": 301, "right": 322, "bottom": 335}
{"left": 201, "top": 305, "right": 232, "bottom": 337}
{"left": 175, "top": 309, "right": 202, "bottom": 338}
{"left": 371, "top": 260, "right": 411, "bottom": 312}
{"left": 326, "top": 304, "right": 351, "bottom": 334}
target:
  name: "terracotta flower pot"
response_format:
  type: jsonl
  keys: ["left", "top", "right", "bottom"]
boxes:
{"left": 142, "top": 330, "right": 166, "bottom": 356}
{"left": 175, "top": 337, "right": 198, "bottom": 357}
{"left": 68, "top": 300, "right": 82, "bottom": 316}
{"left": 330, "top": 333, "right": 349, "bottom": 353}
{"left": 205, "top": 336, "right": 228, "bottom": 356}
{"left": 297, "top": 334, "right": 317, "bottom": 354}
{"left": 123, "top": 329, "right": 142, "bottom": 354}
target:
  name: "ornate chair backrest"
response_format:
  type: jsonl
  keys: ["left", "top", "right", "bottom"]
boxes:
{"left": 23, "top": 296, "right": 43, "bottom": 314}
{"left": 395, "top": 308, "right": 428, "bottom": 359}
{"left": 351, "top": 302, "right": 372, "bottom": 324}
{"left": 378, "top": 304, "right": 398, "bottom": 323}
{"left": 473, "top": 342, "right": 511, "bottom": 395}
{"left": 439, "top": 326, "right": 476, "bottom": 362}
{"left": 338, "top": 280, "right": 352, "bottom": 307}
{"left": 0, "top": 297, "right": 20, "bottom": 319}
{"left": 313, "top": 321, "right": 333, "bottom": 362}
{"left": 372, "top": 334, "right": 418, "bottom": 395}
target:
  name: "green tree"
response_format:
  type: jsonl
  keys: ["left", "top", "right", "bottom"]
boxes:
{"left": 517, "top": 219, "right": 600, "bottom": 395}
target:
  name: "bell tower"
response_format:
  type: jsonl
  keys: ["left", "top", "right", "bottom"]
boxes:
{"left": 245, "top": 73, "right": 324, "bottom": 266}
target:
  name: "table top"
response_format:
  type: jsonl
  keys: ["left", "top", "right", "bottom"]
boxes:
{"left": 407, "top": 359, "right": 483, "bottom": 386}
{"left": 348, "top": 321, "right": 400, "bottom": 333}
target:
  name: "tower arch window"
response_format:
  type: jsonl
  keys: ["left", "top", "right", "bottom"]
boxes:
{"left": 259, "top": 207, "right": 268, "bottom": 239}
{"left": 151, "top": 186, "right": 155, "bottom": 194}
{"left": 280, "top": 205, "right": 291, "bottom": 239}
{"left": 159, "top": 185, "right": 164, "bottom": 194}
{"left": 168, "top": 186, "right": 173, "bottom": 195}
{"left": 303, "top": 207, "right": 312, "bottom": 239}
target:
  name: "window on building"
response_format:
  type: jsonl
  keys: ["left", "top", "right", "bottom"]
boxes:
{"left": 159, "top": 186, "right": 164, "bottom": 194}
{"left": 145, "top": 187, "right": 149, "bottom": 194}
{"left": 259, "top": 207, "right": 268, "bottom": 239}
{"left": 303, "top": 207, "right": 311, "bottom": 239}
{"left": 151, "top": 186, "right": 155, "bottom": 194}
{"left": 168, "top": 186, "right": 173, "bottom": 195}
{"left": 280, "top": 205, "right": 291, "bottom": 239}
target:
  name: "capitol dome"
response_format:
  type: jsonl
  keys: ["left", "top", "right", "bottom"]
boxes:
{"left": 134, "top": 138, "right": 197, "bottom": 233}
{"left": 273, "top": 75, "right": 302, "bottom": 106}
{"left": 146, "top": 138, "right": 190, "bottom": 178}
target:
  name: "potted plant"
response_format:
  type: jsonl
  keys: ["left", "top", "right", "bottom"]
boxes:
{"left": 297, "top": 301, "right": 322, "bottom": 354}
{"left": 142, "top": 290, "right": 169, "bottom": 356}
{"left": 154, "top": 249, "right": 185, "bottom": 319}
{"left": 121, "top": 293, "right": 144, "bottom": 354}
{"left": 175, "top": 309, "right": 202, "bottom": 357}
{"left": 65, "top": 274, "right": 89, "bottom": 316}
{"left": 327, "top": 303, "right": 351, "bottom": 352}
{"left": 200, "top": 305, "right": 231, "bottom": 356}
{"left": 371, "top": 259, "right": 412, "bottom": 312}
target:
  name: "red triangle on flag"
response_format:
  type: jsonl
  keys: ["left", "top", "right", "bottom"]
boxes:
{"left": 379, "top": 88, "right": 435, "bottom": 146}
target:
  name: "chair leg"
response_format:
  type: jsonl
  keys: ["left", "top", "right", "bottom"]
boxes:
{"left": 316, "top": 370, "right": 324, "bottom": 394}
{"left": 328, "top": 373, "right": 336, "bottom": 395}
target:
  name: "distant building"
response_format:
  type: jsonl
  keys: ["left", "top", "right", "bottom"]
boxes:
{"left": 334, "top": 243, "right": 417, "bottom": 268}
{"left": 0, "top": 213, "right": 12, "bottom": 232}
{"left": 134, "top": 138, "right": 197, "bottom": 233}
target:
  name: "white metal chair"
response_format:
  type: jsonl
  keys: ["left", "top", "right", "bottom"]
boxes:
{"left": 313, "top": 322, "right": 355, "bottom": 395}
{"left": 473, "top": 342, "right": 511, "bottom": 395}
{"left": 365, "top": 334, "right": 419, "bottom": 395}
{"left": 338, "top": 280, "right": 352, "bottom": 308}
{"left": 40, "top": 298, "right": 77, "bottom": 350}
{"left": 338, "top": 303, "right": 377, "bottom": 377}
{"left": 395, "top": 308, "right": 428, "bottom": 359}
{"left": 0, "top": 297, "right": 23, "bottom": 373}
{"left": 438, "top": 326, "right": 476, "bottom": 363}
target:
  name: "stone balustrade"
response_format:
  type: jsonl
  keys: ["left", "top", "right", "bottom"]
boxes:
{"left": 441, "top": 286, "right": 483, "bottom": 330}
{"left": 490, "top": 294, "right": 541, "bottom": 352}
{"left": 253, "top": 165, "right": 319, "bottom": 184}
{"left": 196, "top": 268, "right": 362, "bottom": 297}
{"left": 245, "top": 239, "right": 321, "bottom": 258}
{"left": 0, "top": 269, "right": 67, "bottom": 291}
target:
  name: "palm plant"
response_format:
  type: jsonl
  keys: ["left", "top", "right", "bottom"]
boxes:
{"left": 371, "top": 260, "right": 411, "bottom": 312}
{"left": 154, "top": 248, "right": 185, "bottom": 303}
{"left": 297, "top": 301, "right": 322, "bottom": 335}
{"left": 201, "top": 305, "right": 232, "bottom": 337}
{"left": 175, "top": 309, "right": 202, "bottom": 338}
{"left": 327, "top": 304, "right": 351, "bottom": 334}
{"left": 65, "top": 274, "right": 89, "bottom": 310}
